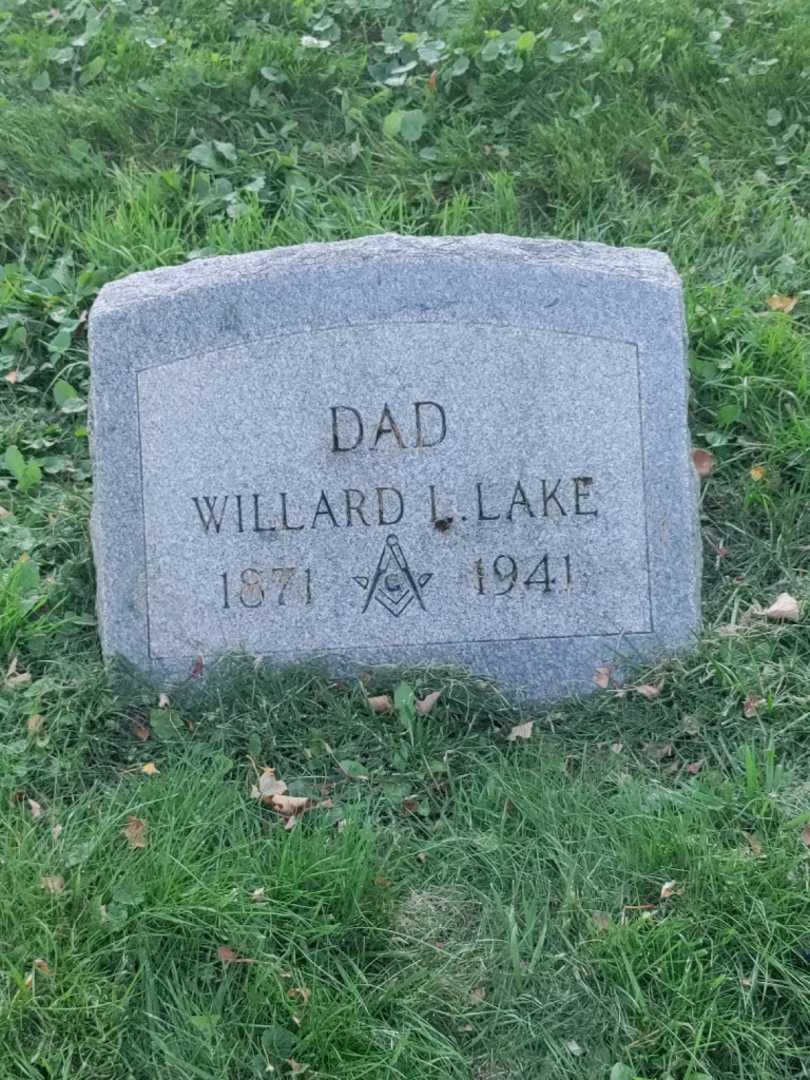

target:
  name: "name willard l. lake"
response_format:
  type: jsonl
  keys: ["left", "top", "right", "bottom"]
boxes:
{"left": 191, "top": 475, "right": 600, "bottom": 535}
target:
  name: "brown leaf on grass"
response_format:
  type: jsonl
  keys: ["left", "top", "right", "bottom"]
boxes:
{"left": 593, "top": 665, "right": 612, "bottom": 689}
{"left": 27, "top": 714, "right": 45, "bottom": 736}
{"left": 636, "top": 682, "right": 663, "bottom": 700}
{"left": 272, "top": 794, "right": 313, "bottom": 816}
{"left": 427, "top": 69, "right": 438, "bottom": 92}
{"left": 374, "top": 873, "right": 392, "bottom": 888}
{"left": 592, "top": 911, "right": 612, "bottom": 931}
{"left": 367, "top": 694, "right": 393, "bottom": 713}
{"left": 251, "top": 767, "right": 288, "bottom": 803}
{"left": 750, "top": 465, "right": 766, "bottom": 482}
{"left": 743, "top": 832, "right": 764, "bottom": 858}
{"left": 122, "top": 816, "right": 148, "bottom": 849}
{"left": 743, "top": 693, "right": 763, "bottom": 718}
{"left": 763, "top": 592, "right": 800, "bottom": 622}
{"left": 288, "top": 986, "right": 311, "bottom": 1005}
{"left": 415, "top": 690, "right": 441, "bottom": 715}
{"left": 217, "top": 945, "right": 255, "bottom": 964}
{"left": 801, "top": 824, "right": 810, "bottom": 848}
{"left": 132, "top": 720, "right": 150, "bottom": 742}
{"left": 660, "top": 880, "right": 683, "bottom": 900}
{"left": 27, "top": 798, "right": 44, "bottom": 818}
{"left": 506, "top": 720, "right": 534, "bottom": 742}
{"left": 766, "top": 294, "right": 798, "bottom": 313}
{"left": 41, "top": 875, "right": 64, "bottom": 893}
{"left": 691, "top": 448, "right": 715, "bottom": 478}
{"left": 645, "top": 740, "right": 674, "bottom": 761}
{"left": 252, "top": 767, "right": 331, "bottom": 828}
{"left": 141, "top": 761, "right": 159, "bottom": 776}
{"left": 686, "top": 759, "right": 705, "bottom": 775}
{"left": 6, "top": 657, "right": 31, "bottom": 688}
{"left": 25, "top": 958, "right": 52, "bottom": 988}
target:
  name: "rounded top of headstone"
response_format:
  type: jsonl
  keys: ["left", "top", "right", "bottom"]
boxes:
{"left": 91, "top": 233, "right": 680, "bottom": 318}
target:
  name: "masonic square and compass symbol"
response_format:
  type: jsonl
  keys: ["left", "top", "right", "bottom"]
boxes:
{"left": 353, "top": 534, "right": 433, "bottom": 617}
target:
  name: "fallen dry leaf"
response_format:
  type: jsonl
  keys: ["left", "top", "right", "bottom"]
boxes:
{"left": 427, "top": 68, "right": 438, "bottom": 92}
{"left": 593, "top": 664, "right": 612, "bottom": 689}
{"left": 645, "top": 740, "right": 674, "bottom": 761}
{"left": 33, "top": 958, "right": 52, "bottom": 976}
{"left": 6, "top": 657, "right": 32, "bottom": 688}
{"left": 132, "top": 720, "right": 150, "bottom": 742}
{"left": 636, "top": 682, "right": 663, "bottom": 700}
{"left": 691, "top": 448, "right": 715, "bottom": 478}
{"left": 157, "top": 692, "right": 170, "bottom": 708}
{"left": 251, "top": 767, "right": 288, "bottom": 802}
{"left": 141, "top": 761, "right": 159, "bottom": 776}
{"left": 252, "top": 767, "right": 331, "bottom": 828}
{"left": 801, "top": 824, "right": 810, "bottom": 848}
{"left": 41, "top": 875, "right": 65, "bottom": 894}
{"left": 288, "top": 1062, "right": 309, "bottom": 1076}
{"left": 272, "top": 794, "right": 313, "bottom": 816}
{"left": 686, "top": 759, "right": 705, "bottom": 775}
{"left": 415, "top": 690, "right": 441, "bottom": 716}
{"left": 27, "top": 714, "right": 45, "bottom": 736}
{"left": 374, "top": 873, "right": 392, "bottom": 887}
{"left": 27, "top": 798, "right": 44, "bottom": 819}
{"left": 506, "top": 720, "right": 534, "bottom": 742}
{"left": 750, "top": 465, "right": 766, "bottom": 482}
{"left": 0, "top": 505, "right": 9, "bottom": 518}
{"left": 288, "top": 986, "right": 311, "bottom": 1005}
{"left": 743, "top": 831, "right": 764, "bottom": 858}
{"left": 217, "top": 945, "right": 255, "bottom": 964}
{"left": 122, "top": 816, "right": 148, "bottom": 849}
{"left": 763, "top": 592, "right": 800, "bottom": 622}
{"left": 367, "top": 694, "right": 393, "bottom": 713}
{"left": 743, "top": 693, "right": 763, "bottom": 718}
{"left": 766, "top": 294, "right": 798, "bottom": 314}
{"left": 592, "top": 911, "right": 612, "bottom": 931}
{"left": 660, "top": 880, "right": 683, "bottom": 900}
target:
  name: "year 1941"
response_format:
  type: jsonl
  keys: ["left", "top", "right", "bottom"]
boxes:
{"left": 473, "top": 553, "right": 573, "bottom": 596}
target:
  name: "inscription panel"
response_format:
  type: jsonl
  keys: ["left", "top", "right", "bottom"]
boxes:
{"left": 137, "top": 322, "right": 651, "bottom": 659}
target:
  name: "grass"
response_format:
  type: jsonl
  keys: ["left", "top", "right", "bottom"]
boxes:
{"left": 1, "top": 0, "right": 809, "bottom": 1076}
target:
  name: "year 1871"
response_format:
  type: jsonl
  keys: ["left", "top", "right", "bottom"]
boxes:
{"left": 221, "top": 567, "right": 313, "bottom": 609}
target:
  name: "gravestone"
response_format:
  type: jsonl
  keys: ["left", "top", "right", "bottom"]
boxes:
{"left": 89, "top": 234, "right": 700, "bottom": 700}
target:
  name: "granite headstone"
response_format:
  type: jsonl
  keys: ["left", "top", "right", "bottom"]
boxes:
{"left": 89, "top": 234, "right": 700, "bottom": 700}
